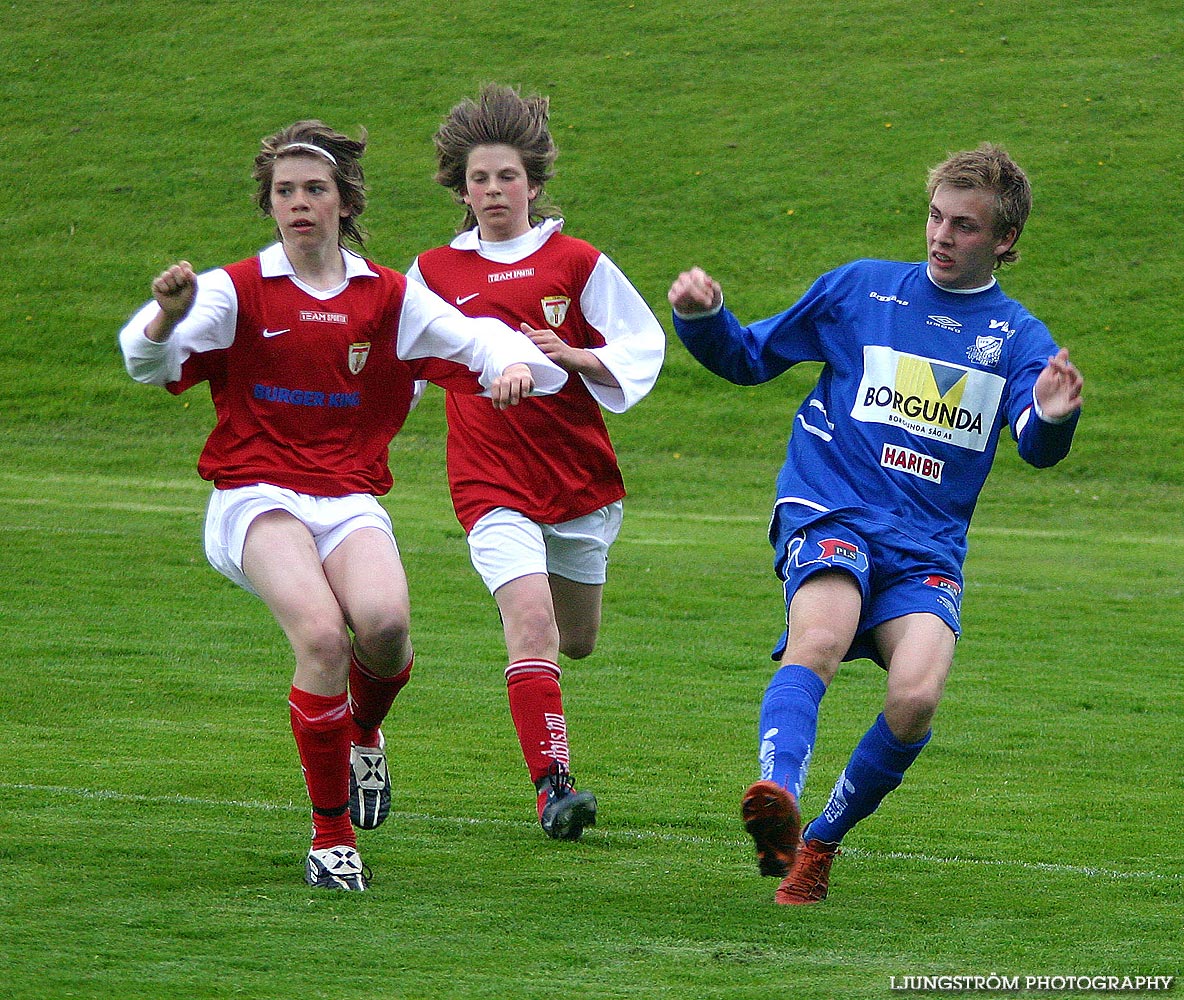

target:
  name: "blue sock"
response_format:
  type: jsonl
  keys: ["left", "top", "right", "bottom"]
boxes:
{"left": 804, "top": 712, "right": 931, "bottom": 844}
{"left": 758, "top": 664, "right": 827, "bottom": 800}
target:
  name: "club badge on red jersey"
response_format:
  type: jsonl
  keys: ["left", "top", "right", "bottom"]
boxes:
{"left": 349, "top": 342, "right": 371, "bottom": 375}
{"left": 541, "top": 296, "right": 570, "bottom": 328}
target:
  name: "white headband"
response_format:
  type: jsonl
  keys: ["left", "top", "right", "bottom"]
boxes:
{"left": 275, "top": 142, "right": 338, "bottom": 166}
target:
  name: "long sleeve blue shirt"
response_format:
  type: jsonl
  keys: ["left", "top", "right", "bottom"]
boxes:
{"left": 673, "top": 260, "right": 1079, "bottom": 565}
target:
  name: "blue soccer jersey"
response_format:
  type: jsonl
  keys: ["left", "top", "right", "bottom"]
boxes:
{"left": 674, "top": 260, "right": 1079, "bottom": 565}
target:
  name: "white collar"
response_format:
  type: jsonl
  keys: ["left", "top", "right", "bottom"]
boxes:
{"left": 258, "top": 242, "right": 377, "bottom": 280}
{"left": 925, "top": 263, "right": 996, "bottom": 294}
{"left": 449, "top": 218, "right": 565, "bottom": 262}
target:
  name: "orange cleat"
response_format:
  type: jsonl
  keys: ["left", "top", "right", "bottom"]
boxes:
{"left": 774, "top": 837, "right": 840, "bottom": 904}
{"left": 741, "top": 780, "right": 801, "bottom": 877}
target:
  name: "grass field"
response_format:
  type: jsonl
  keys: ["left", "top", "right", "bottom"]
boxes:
{"left": 1, "top": 2, "right": 1181, "bottom": 998}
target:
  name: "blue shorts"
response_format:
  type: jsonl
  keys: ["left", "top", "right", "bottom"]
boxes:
{"left": 769, "top": 507, "right": 963, "bottom": 668}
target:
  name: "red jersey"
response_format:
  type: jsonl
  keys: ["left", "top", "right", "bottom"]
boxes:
{"left": 121, "top": 244, "right": 567, "bottom": 497}
{"left": 414, "top": 229, "right": 647, "bottom": 531}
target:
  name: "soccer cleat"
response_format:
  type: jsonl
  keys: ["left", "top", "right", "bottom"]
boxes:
{"left": 349, "top": 731, "right": 390, "bottom": 830}
{"left": 304, "top": 845, "right": 370, "bottom": 891}
{"left": 775, "top": 837, "right": 839, "bottom": 905}
{"left": 537, "top": 761, "right": 598, "bottom": 841}
{"left": 741, "top": 780, "right": 801, "bottom": 877}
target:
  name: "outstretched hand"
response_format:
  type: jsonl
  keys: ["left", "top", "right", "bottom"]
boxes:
{"left": 1034, "top": 348, "right": 1084, "bottom": 422}
{"left": 489, "top": 362, "right": 535, "bottom": 410}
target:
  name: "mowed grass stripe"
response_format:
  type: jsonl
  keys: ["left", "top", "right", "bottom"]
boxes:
{"left": 10, "top": 782, "right": 1178, "bottom": 884}
{"left": 2, "top": 476, "right": 1182, "bottom": 548}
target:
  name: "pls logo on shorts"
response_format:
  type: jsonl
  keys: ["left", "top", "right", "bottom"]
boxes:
{"left": 924, "top": 574, "right": 961, "bottom": 598}
{"left": 925, "top": 573, "right": 963, "bottom": 622}
{"left": 814, "top": 538, "right": 869, "bottom": 573}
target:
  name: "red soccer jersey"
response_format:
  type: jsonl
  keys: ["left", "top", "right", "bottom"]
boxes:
{"left": 169, "top": 256, "right": 487, "bottom": 496}
{"left": 414, "top": 233, "right": 626, "bottom": 531}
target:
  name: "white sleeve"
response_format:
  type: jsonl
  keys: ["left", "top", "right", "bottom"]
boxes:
{"left": 579, "top": 254, "right": 666, "bottom": 413}
{"left": 118, "top": 269, "right": 238, "bottom": 386}
{"left": 403, "top": 257, "right": 428, "bottom": 410}
{"left": 396, "top": 278, "right": 568, "bottom": 396}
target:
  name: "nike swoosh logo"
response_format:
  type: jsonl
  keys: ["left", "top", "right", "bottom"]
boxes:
{"left": 262, "top": 328, "right": 290, "bottom": 338}
{"left": 455, "top": 293, "right": 480, "bottom": 306}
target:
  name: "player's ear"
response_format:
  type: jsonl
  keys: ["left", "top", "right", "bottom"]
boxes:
{"left": 994, "top": 226, "right": 1019, "bottom": 258}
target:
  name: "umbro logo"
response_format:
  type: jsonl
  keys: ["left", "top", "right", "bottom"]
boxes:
{"left": 262, "top": 328, "right": 290, "bottom": 338}
{"left": 869, "top": 291, "right": 909, "bottom": 306}
{"left": 456, "top": 293, "right": 480, "bottom": 306}
{"left": 926, "top": 315, "right": 962, "bottom": 331}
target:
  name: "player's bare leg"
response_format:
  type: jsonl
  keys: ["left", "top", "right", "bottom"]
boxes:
{"left": 776, "top": 612, "right": 952, "bottom": 903}
{"left": 323, "top": 527, "right": 413, "bottom": 830}
{"left": 243, "top": 511, "right": 366, "bottom": 888}
{"left": 876, "top": 613, "right": 954, "bottom": 744}
{"left": 548, "top": 575, "right": 603, "bottom": 661}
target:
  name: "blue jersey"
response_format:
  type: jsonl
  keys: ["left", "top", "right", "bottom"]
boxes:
{"left": 674, "top": 260, "right": 1079, "bottom": 565}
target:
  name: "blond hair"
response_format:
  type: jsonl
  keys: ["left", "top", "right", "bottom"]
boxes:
{"left": 927, "top": 143, "right": 1031, "bottom": 267}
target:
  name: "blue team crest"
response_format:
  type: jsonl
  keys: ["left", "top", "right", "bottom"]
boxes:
{"left": 541, "top": 295, "right": 570, "bottom": 328}
{"left": 967, "top": 335, "right": 1003, "bottom": 367}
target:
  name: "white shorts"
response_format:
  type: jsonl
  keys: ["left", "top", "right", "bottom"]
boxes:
{"left": 467, "top": 502, "right": 624, "bottom": 594}
{"left": 204, "top": 484, "right": 396, "bottom": 595}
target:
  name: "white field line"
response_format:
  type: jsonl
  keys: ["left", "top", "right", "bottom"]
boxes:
{"left": 0, "top": 472, "right": 210, "bottom": 493}
{"left": 2, "top": 470, "right": 1182, "bottom": 546}
{"left": 7, "top": 782, "right": 1178, "bottom": 884}
{"left": 2, "top": 488, "right": 1182, "bottom": 548}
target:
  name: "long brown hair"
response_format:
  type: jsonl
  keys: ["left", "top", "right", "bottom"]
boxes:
{"left": 253, "top": 120, "right": 369, "bottom": 247}
{"left": 432, "top": 84, "right": 560, "bottom": 234}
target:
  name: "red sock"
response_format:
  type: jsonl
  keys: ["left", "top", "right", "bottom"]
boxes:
{"left": 289, "top": 686, "right": 355, "bottom": 850}
{"left": 505, "top": 659, "right": 569, "bottom": 786}
{"left": 349, "top": 652, "right": 413, "bottom": 747}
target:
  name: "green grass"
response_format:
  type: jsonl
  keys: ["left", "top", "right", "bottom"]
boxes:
{"left": 1, "top": 1, "right": 1182, "bottom": 997}
{"left": 2, "top": 462, "right": 1180, "bottom": 999}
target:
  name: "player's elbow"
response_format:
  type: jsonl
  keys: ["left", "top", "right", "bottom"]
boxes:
{"left": 1021, "top": 447, "right": 1067, "bottom": 469}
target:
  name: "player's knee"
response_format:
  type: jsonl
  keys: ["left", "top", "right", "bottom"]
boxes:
{"left": 288, "top": 617, "right": 352, "bottom": 689}
{"left": 294, "top": 615, "right": 352, "bottom": 665}
{"left": 884, "top": 686, "right": 941, "bottom": 742}
{"left": 784, "top": 624, "right": 848, "bottom": 674}
{"left": 506, "top": 605, "right": 560, "bottom": 655}
{"left": 353, "top": 608, "right": 411, "bottom": 666}
{"left": 558, "top": 628, "right": 597, "bottom": 660}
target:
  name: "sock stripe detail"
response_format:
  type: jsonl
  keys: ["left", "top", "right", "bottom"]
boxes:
{"left": 505, "top": 659, "right": 561, "bottom": 682}
{"left": 288, "top": 698, "right": 350, "bottom": 728}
